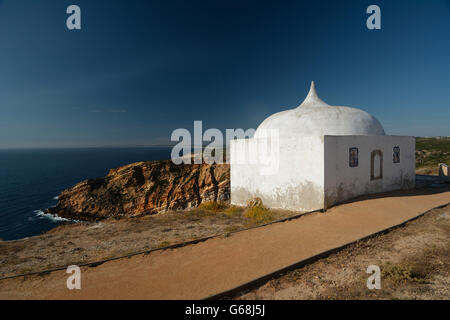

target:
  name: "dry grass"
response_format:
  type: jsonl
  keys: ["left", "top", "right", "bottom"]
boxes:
{"left": 198, "top": 201, "right": 229, "bottom": 212}
{"left": 382, "top": 262, "right": 427, "bottom": 284}
{"left": 225, "top": 206, "right": 244, "bottom": 217}
{"left": 244, "top": 205, "right": 274, "bottom": 225}
{"left": 0, "top": 202, "right": 301, "bottom": 278}
{"left": 157, "top": 241, "right": 171, "bottom": 248}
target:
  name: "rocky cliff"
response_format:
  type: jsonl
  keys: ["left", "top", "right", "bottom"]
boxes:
{"left": 47, "top": 160, "right": 230, "bottom": 221}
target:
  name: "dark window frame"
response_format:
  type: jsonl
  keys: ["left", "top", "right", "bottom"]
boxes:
{"left": 349, "top": 147, "right": 359, "bottom": 167}
{"left": 393, "top": 146, "right": 400, "bottom": 163}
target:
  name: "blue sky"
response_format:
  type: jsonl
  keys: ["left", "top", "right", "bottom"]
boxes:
{"left": 0, "top": 0, "right": 449, "bottom": 148}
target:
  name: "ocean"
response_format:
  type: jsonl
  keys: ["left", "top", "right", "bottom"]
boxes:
{"left": 0, "top": 147, "right": 173, "bottom": 241}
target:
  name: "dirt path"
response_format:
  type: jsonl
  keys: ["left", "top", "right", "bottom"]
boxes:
{"left": 0, "top": 206, "right": 300, "bottom": 278}
{"left": 1, "top": 189, "right": 449, "bottom": 300}
{"left": 236, "top": 204, "right": 450, "bottom": 300}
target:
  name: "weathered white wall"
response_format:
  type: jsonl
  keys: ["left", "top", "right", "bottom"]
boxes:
{"left": 230, "top": 136, "right": 325, "bottom": 211}
{"left": 324, "top": 135, "right": 415, "bottom": 208}
{"left": 231, "top": 135, "right": 415, "bottom": 212}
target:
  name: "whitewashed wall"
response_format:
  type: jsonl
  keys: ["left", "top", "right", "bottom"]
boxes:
{"left": 231, "top": 135, "right": 415, "bottom": 212}
{"left": 230, "top": 135, "right": 325, "bottom": 211}
{"left": 324, "top": 135, "right": 415, "bottom": 208}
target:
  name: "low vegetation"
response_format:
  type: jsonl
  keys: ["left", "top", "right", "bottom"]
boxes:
{"left": 157, "top": 240, "right": 171, "bottom": 248}
{"left": 244, "top": 205, "right": 274, "bottom": 225}
{"left": 416, "top": 137, "right": 450, "bottom": 175}
{"left": 382, "top": 262, "right": 427, "bottom": 284}
{"left": 0, "top": 200, "right": 299, "bottom": 278}
{"left": 224, "top": 206, "right": 244, "bottom": 217}
{"left": 198, "top": 201, "right": 229, "bottom": 212}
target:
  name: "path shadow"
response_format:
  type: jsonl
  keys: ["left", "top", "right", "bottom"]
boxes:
{"left": 332, "top": 175, "right": 450, "bottom": 207}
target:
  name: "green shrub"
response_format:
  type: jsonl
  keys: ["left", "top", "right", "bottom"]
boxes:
{"left": 198, "top": 201, "right": 228, "bottom": 212}
{"left": 157, "top": 240, "right": 171, "bottom": 248}
{"left": 382, "top": 262, "right": 427, "bottom": 284}
{"left": 224, "top": 225, "right": 241, "bottom": 233}
{"left": 244, "top": 205, "right": 274, "bottom": 224}
{"left": 224, "top": 206, "right": 244, "bottom": 217}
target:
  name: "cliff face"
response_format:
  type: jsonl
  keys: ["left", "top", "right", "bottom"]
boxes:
{"left": 47, "top": 160, "right": 230, "bottom": 221}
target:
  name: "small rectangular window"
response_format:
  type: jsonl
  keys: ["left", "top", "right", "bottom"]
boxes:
{"left": 349, "top": 147, "right": 359, "bottom": 167}
{"left": 393, "top": 146, "right": 400, "bottom": 163}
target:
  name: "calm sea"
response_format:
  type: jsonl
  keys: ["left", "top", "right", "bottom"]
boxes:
{"left": 0, "top": 147, "right": 172, "bottom": 241}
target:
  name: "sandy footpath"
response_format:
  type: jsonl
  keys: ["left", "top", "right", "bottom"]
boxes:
{"left": 1, "top": 189, "right": 449, "bottom": 300}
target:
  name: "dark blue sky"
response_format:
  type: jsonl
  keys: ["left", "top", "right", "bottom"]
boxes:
{"left": 0, "top": 0, "right": 449, "bottom": 148}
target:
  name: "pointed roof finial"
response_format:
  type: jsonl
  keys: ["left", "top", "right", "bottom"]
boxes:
{"left": 308, "top": 81, "right": 318, "bottom": 98}
{"left": 298, "top": 81, "right": 329, "bottom": 108}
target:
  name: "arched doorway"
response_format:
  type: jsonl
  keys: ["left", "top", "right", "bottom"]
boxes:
{"left": 371, "top": 150, "right": 383, "bottom": 180}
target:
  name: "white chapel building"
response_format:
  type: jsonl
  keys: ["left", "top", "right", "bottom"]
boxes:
{"left": 230, "top": 82, "right": 415, "bottom": 211}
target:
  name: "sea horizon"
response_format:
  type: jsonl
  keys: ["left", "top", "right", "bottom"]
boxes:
{"left": 0, "top": 147, "right": 175, "bottom": 241}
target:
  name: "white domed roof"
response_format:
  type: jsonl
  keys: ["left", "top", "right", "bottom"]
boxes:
{"left": 255, "top": 82, "right": 385, "bottom": 139}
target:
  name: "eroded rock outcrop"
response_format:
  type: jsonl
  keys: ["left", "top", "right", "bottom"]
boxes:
{"left": 47, "top": 160, "right": 230, "bottom": 221}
